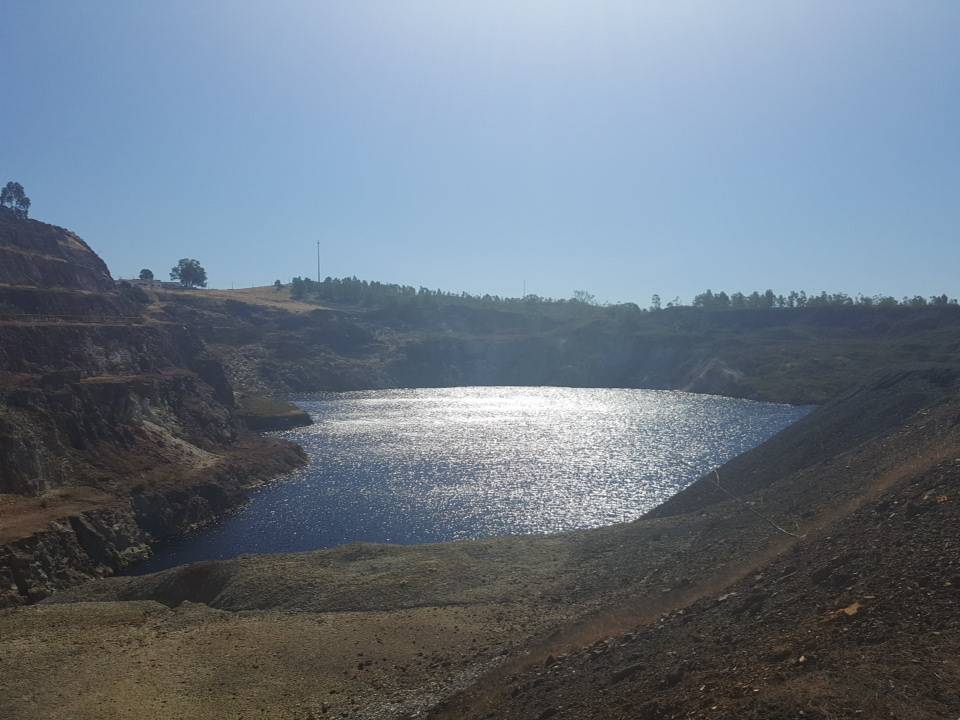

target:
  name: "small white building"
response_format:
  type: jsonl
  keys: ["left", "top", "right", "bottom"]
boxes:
{"left": 115, "top": 278, "right": 183, "bottom": 290}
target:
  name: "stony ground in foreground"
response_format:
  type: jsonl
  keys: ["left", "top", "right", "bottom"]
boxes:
{"left": 435, "top": 455, "right": 960, "bottom": 720}
{"left": 2, "top": 366, "right": 959, "bottom": 719}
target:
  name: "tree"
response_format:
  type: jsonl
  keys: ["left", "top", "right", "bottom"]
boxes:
{"left": 693, "top": 289, "right": 715, "bottom": 308}
{"left": 169, "top": 258, "right": 207, "bottom": 288}
{"left": 274, "top": 279, "right": 282, "bottom": 292}
{"left": 650, "top": 294, "right": 661, "bottom": 311}
{"left": 290, "top": 276, "right": 306, "bottom": 300}
{"left": 571, "top": 290, "right": 596, "bottom": 305}
{"left": 693, "top": 289, "right": 731, "bottom": 310}
{"left": 0, "top": 181, "right": 30, "bottom": 218}
{"left": 139, "top": 268, "right": 154, "bottom": 280}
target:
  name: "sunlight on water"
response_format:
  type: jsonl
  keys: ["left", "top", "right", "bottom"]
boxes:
{"left": 132, "top": 387, "right": 809, "bottom": 572}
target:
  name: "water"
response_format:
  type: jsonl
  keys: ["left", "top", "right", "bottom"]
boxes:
{"left": 131, "top": 387, "right": 809, "bottom": 573}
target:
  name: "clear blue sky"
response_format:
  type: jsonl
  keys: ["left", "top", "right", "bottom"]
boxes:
{"left": 2, "top": 1, "right": 958, "bottom": 303}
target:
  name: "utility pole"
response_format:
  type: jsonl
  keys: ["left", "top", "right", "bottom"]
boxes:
{"left": 316, "top": 240, "right": 321, "bottom": 284}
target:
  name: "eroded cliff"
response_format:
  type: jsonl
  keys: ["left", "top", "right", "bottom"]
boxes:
{"left": 0, "top": 210, "right": 304, "bottom": 605}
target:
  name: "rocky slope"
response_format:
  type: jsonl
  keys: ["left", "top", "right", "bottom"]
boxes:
{"left": 432, "top": 365, "right": 960, "bottom": 720}
{"left": 0, "top": 210, "right": 304, "bottom": 605}
{"left": 443, "top": 454, "right": 959, "bottom": 720}
{"left": 2, "top": 364, "right": 956, "bottom": 719}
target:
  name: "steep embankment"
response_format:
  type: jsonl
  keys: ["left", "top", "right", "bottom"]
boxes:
{"left": 430, "top": 364, "right": 960, "bottom": 720}
{"left": 4, "top": 365, "right": 956, "bottom": 719}
{"left": 0, "top": 211, "right": 304, "bottom": 605}
{"left": 155, "top": 287, "right": 960, "bottom": 406}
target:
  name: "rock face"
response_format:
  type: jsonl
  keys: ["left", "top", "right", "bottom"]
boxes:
{"left": 0, "top": 455, "right": 305, "bottom": 606}
{"left": 234, "top": 395, "right": 313, "bottom": 431}
{"left": 0, "top": 211, "right": 305, "bottom": 605}
{"left": 0, "top": 366, "right": 235, "bottom": 496}
{"left": 0, "top": 508, "right": 149, "bottom": 606}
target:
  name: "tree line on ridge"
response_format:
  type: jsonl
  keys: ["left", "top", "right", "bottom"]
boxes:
{"left": 288, "top": 275, "right": 956, "bottom": 312}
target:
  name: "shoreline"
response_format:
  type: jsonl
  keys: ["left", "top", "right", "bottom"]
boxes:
{"left": 0, "top": 384, "right": 802, "bottom": 606}
{"left": 127, "top": 387, "right": 807, "bottom": 575}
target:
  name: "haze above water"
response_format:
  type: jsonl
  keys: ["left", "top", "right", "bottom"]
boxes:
{"left": 134, "top": 387, "right": 809, "bottom": 573}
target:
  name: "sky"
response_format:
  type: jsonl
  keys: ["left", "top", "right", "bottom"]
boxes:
{"left": 2, "top": 1, "right": 958, "bottom": 303}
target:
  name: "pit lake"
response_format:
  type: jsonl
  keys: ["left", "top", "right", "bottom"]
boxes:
{"left": 131, "top": 387, "right": 810, "bottom": 573}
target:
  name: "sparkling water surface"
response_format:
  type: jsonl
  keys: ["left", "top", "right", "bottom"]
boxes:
{"left": 131, "top": 387, "right": 809, "bottom": 573}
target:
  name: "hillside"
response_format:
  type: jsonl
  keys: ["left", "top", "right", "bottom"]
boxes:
{"left": 153, "top": 284, "right": 960, "bottom": 405}
{"left": 0, "top": 209, "right": 115, "bottom": 294}
{"left": 2, "top": 365, "right": 956, "bottom": 719}
{"left": 0, "top": 211, "right": 304, "bottom": 605}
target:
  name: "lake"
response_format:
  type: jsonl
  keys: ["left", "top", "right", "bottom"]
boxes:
{"left": 131, "top": 387, "right": 809, "bottom": 573}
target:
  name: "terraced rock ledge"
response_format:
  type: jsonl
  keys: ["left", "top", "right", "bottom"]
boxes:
{"left": 0, "top": 209, "right": 305, "bottom": 605}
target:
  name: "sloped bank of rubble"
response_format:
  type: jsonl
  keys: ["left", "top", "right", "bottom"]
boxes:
{"left": 430, "top": 364, "right": 960, "bottom": 720}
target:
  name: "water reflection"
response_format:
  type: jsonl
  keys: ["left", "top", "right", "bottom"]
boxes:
{"left": 132, "top": 387, "right": 809, "bottom": 573}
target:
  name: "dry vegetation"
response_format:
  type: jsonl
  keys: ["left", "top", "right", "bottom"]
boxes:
{"left": 165, "top": 284, "right": 324, "bottom": 313}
